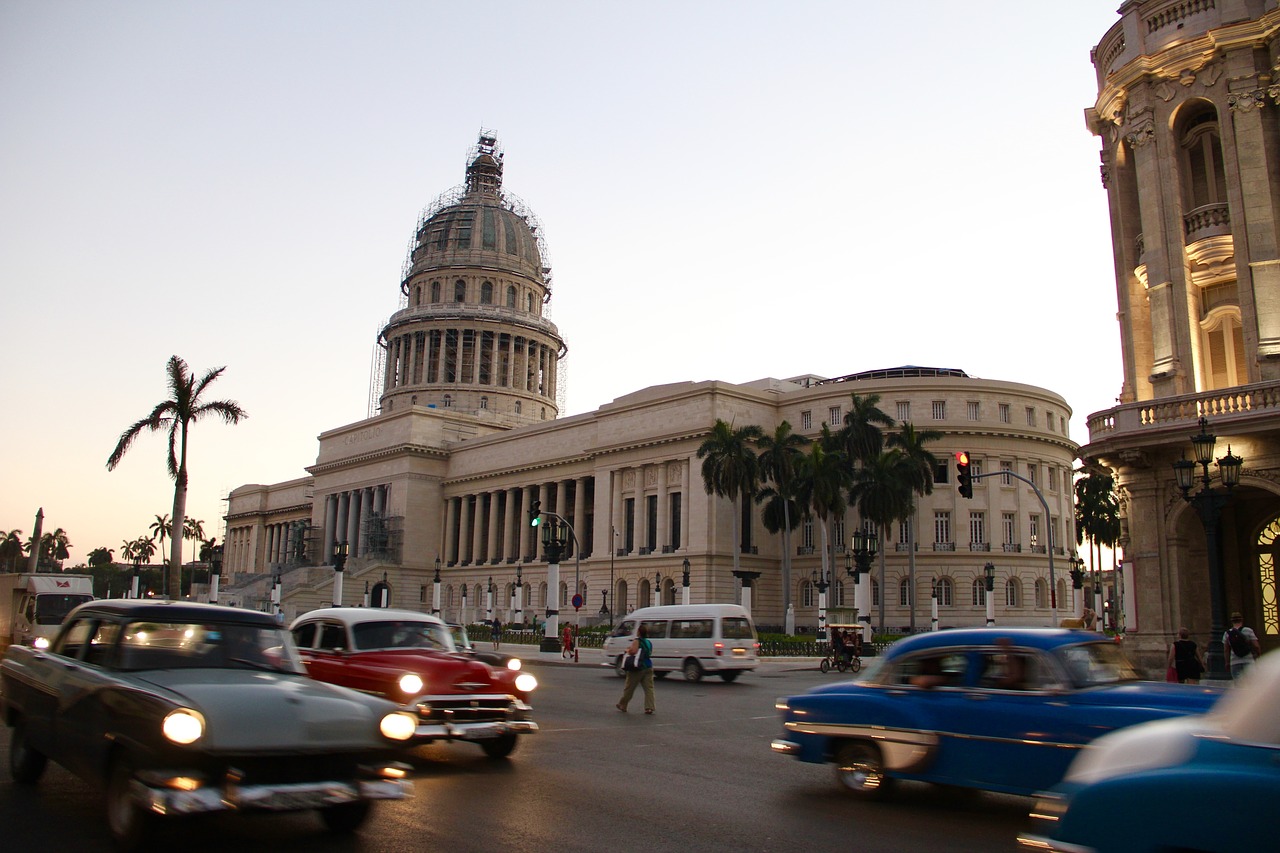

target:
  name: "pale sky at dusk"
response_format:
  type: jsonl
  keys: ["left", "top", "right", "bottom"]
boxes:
{"left": 1, "top": 1, "right": 1125, "bottom": 566}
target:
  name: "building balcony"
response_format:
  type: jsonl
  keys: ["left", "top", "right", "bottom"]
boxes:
{"left": 1003, "top": 544, "right": 1022, "bottom": 553}
{"left": 933, "top": 543, "right": 956, "bottom": 552}
{"left": 1184, "top": 203, "right": 1231, "bottom": 244}
{"left": 969, "top": 542, "right": 991, "bottom": 552}
{"left": 1085, "top": 380, "right": 1280, "bottom": 451}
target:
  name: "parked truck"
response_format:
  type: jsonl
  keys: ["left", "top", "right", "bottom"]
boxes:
{"left": 0, "top": 573, "right": 95, "bottom": 651}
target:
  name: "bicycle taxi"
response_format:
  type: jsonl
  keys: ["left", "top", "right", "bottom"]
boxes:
{"left": 819, "top": 621, "right": 869, "bottom": 673}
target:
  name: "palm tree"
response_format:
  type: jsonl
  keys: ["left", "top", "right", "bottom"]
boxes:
{"left": 184, "top": 518, "right": 206, "bottom": 551}
{"left": 107, "top": 356, "right": 247, "bottom": 599}
{"left": 0, "top": 530, "right": 26, "bottom": 572}
{"left": 697, "top": 419, "right": 765, "bottom": 583}
{"left": 86, "top": 547, "right": 115, "bottom": 569}
{"left": 799, "top": 426, "right": 851, "bottom": 597}
{"left": 38, "top": 528, "right": 71, "bottom": 570}
{"left": 1075, "top": 470, "right": 1121, "bottom": 619}
{"left": 756, "top": 421, "right": 810, "bottom": 625}
{"left": 841, "top": 392, "right": 894, "bottom": 465}
{"left": 150, "top": 514, "right": 171, "bottom": 555}
{"left": 888, "top": 423, "right": 943, "bottom": 631}
{"left": 850, "top": 450, "right": 914, "bottom": 632}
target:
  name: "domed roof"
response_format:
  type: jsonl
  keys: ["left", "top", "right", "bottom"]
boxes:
{"left": 401, "top": 133, "right": 549, "bottom": 286}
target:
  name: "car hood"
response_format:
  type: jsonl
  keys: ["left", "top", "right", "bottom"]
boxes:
{"left": 351, "top": 649, "right": 505, "bottom": 686}
{"left": 1067, "top": 681, "right": 1223, "bottom": 713}
{"left": 135, "top": 669, "right": 392, "bottom": 751}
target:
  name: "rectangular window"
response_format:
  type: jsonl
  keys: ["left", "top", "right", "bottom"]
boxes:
{"left": 898, "top": 518, "right": 911, "bottom": 545}
{"left": 829, "top": 406, "right": 841, "bottom": 426}
{"left": 1026, "top": 406, "right": 1036, "bottom": 427}
{"left": 800, "top": 410, "right": 812, "bottom": 431}
{"left": 934, "top": 511, "right": 951, "bottom": 545}
{"left": 934, "top": 461, "right": 948, "bottom": 485}
{"left": 931, "top": 400, "right": 946, "bottom": 420}
{"left": 1002, "top": 512, "right": 1016, "bottom": 545}
{"left": 971, "top": 459, "right": 983, "bottom": 480}
{"left": 969, "top": 512, "right": 986, "bottom": 544}
{"left": 802, "top": 518, "right": 814, "bottom": 550}
{"left": 896, "top": 401, "right": 910, "bottom": 422}
{"left": 1030, "top": 514, "right": 1041, "bottom": 549}
{"left": 669, "top": 492, "right": 682, "bottom": 550}
{"left": 624, "top": 498, "right": 635, "bottom": 552}
{"left": 646, "top": 494, "right": 658, "bottom": 552}
{"left": 1027, "top": 463, "right": 1037, "bottom": 488}
{"left": 967, "top": 401, "right": 980, "bottom": 420}
{"left": 1047, "top": 466, "right": 1057, "bottom": 491}
{"left": 833, "top": 516, "right": 846, "bottom": 549}
{"left": 1000, "top": 460, "right": 1013, "bottom": 486}
{"left": 999, "top": 403, "right": 1011, "bottom": 424}
{"left": 1052, "top": 516, "right": 1061, "bottom": 553}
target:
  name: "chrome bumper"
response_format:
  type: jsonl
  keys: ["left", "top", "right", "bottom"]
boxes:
{"left": 1016, "top": 835, "right": 1095, "bottom": 853}
{"left": 770, "top": 738, "right": 801, "bottom": 755}
{"left": 139, "top": 777, "right": 410, "bottom": 816}
{"left": 413, "top": 718, "right": 539, "bottom": 741}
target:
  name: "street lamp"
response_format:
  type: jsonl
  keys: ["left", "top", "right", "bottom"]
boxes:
{"left": 515, "top": 561, "right": 524, "bottom": 625}
{"left": 208, "top": 544, "right": 224, "bottom": 604}
{"left": 848, "top": 528, "right": 878, "bottom": 628}
{"left": 131, "top": 553, "right": 142, "bottom": 599}
{"left": 983, "top": 561, "right": 996, "bottom": 626}
{"left": 811, "top": 566, "right": 832, "bottom": 643}
{"left": 682, "top": 557, "right": 691, "bottom": 606}
{"left": 930, "top": 577, "right": 939, "bottom": 632}
{"left": 432, "top": 556, "right": 441, "bottom": 616}
{"left": 539, "top": 514, "right": 570, "bottom": 652}
{"left": 1172, "top": 417, "right": 1243, "bottom": 680}
{"left": 331, "top": 541, "right": 348, "bottom": 607}
{"left": 1068, "top": 554, "right": 1085, "bottom": 621}
{"left": 655, "top": 572, "right": 662, "bottom": 607}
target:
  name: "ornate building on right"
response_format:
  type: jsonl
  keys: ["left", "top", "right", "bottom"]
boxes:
{"left": 1081, "top": 1, "right": 1280, "bottom": 673}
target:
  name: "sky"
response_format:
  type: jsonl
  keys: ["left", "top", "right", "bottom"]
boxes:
{"left": 1, "top": 0, "right": 1126, "bottom": 567}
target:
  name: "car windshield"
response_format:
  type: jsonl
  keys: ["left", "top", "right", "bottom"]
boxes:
{"left": 1054, "top": 641, "right": 1142, "bottom": 687}
{"left": 448, "top": 624, "right": 473, "bottom": 650}
{"left": 352, "top": 620, "right": 455, "bottom": 652}
{"left": 117, "top": 620, "right": 304, "bottom": 674}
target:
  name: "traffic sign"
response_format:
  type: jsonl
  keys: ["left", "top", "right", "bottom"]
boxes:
{"left": 571, "top": 593, "right": 583, "bottom": 610}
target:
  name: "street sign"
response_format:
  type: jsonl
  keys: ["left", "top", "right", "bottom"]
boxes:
{"left": 571, "top": 593, "right": 583, "bottom": 610}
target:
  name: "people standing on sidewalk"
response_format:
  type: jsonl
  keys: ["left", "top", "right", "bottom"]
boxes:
{"left": 1166, "top": 627, "right": 1205, "bottom": 684}
{"left": 491, "top": 617, "right": 502, "bottom": 650}
{"left": 562, "top": 622, "right": 573, "bottom": 659}
{"left": 616, "top": 625, "right": 655, "bottom": 714}
{"left": 1223, "top": 612, "right": 1261, "bottom": 680}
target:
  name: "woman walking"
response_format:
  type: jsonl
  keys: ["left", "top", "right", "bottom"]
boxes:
{"left": 616, "top": 625, "right": 656, "bottom": 715}
{"left": 1167, "top": 626, "right": 1206, "bottom": 684}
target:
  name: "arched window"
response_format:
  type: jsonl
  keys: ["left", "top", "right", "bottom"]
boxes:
{"left": 506, "top": 285, "right": 517, "bottom": 308}
{"left": 832, "top": 578, "right": 845, "bottom": 607}
{"left": 541, "top": 407, "right": 547, "bottom": 420}
{"left": 526, "top": 293, "right": 535, "bottom": 312}
{"left": 515, "top": 401, "right": 522, "bottom": 414}
{"left": 899, "top": 578, "right": 912, "bottom": 607}
{"left": 1200, "top": 308, "right": 1246, "bottom": 391}
{"left": 430, "top": 281, "right": 441, "bottom": 302}
{"left": 537, "top": 582, "right": 547, "bottom": 608}
{"left": 1057, "top": 578, "right": 1068, "bottom": 610}
{"left": 1006, "top": 578, "right": 1022, "bottom": 608}
{"left": 973, "top": 578, "right": 987, "bottom": 607}
{"left": 559, "top": 581, "right": 569, "bottom": 607}
{"left": 414, "top": 285, "right": 421, "bottom": 305}
{"left": 641, "top": 578, "right": 653, "bottom": 608}
{"left": 936, "top": 577, "right": 953, "bottom": 607}
{"left": 616, "top": 580, "right": 628, "bottom": 615}
{"left": 1178, "top": 105, "right": 1227, "bottom": 211}
{"left": 1035, "top": 578, "right": 1048, "bottom": 609}
{"left": 871, "top": 578, "right": 880, "bottom": 607}
{"left": 480, "top": 281, "right": 493, "bottom": 304}
{"left": 454, "top": 280, "right": 466, "bottom": 302}
{"left": 801, "top": 581, "right": 814, "bottom": 608}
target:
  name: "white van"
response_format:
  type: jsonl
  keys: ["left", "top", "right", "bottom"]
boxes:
{"left": 601, "top": 604, "right": 759, "bottom": 682}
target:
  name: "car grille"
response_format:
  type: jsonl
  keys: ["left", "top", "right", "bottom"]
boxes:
{"left": 412, "top": 695, "right": 523, "bottom": 724}
{"left": 201, "top": 752, "right": 368, "bottom": 786}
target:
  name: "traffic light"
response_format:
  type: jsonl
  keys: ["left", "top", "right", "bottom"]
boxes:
{"left": 956, "top": 451, "right": 973, "bottom": 499}
{"left": 528, "top": 500, "right": 542, "bottom": 527}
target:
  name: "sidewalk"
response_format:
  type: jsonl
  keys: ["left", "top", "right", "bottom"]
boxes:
{"left": 497, "top": 642, "right": 823, "bottom": 672}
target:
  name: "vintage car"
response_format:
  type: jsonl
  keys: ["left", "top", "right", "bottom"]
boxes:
{"left": 447, "top": 621, "right": 523, "bottom": 671}
{"left": 0, "top": 599, "right": 416, "bottom": 849}
{"left": 290, "top": 608, "right": 538, "bottom": 758}
{"left": 771, "top": 628, "right": 1223, "bottom": 799}
{"left": 1019, "top": 650, "right": 1280, "bottom": 853}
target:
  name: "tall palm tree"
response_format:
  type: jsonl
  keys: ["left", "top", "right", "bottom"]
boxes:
{"left": 756, "top": 421, "right": 810, "bottom": 624}
{"left": 841, "top": 392, "right": 894, "bottom": 466}
{"left": 0, "top": 530, "right": 26, "bottom": 573}
{"left": 1075, "top": 470, "right": 1121, "bottom": 616}
{"left": 150, "top": 514, "right": 171, "bottom": 555}
{"left": 888, "top": 423, "right": 943, "bottom": 631}
{"left": 107, "top": 356, "right": 247, "bottom": 599}
{"left": 39, "top": 528, "right": 71, "bottom": 570}
{"left": 87, "top": 547, "right": 115, "bottom": 569}
{"left": 850, "top": 450, "right": 914, "bottom": 632}
{"left": 697, "top": 419, "right": 765, "bottom": 583}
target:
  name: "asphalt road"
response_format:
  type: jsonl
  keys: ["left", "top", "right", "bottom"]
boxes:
{"left": 0, "top": 660, "right": 1035, "bottom": 852}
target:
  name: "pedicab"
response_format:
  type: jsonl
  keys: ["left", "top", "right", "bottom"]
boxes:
{"left": 819, "top": 621, "right": 869, "bottom": 673}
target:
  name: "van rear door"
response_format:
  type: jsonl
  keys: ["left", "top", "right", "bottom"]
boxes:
{"left": 720, "top": 616, "right": 757, "bottom": 662}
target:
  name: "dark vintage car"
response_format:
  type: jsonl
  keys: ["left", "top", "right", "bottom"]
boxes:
{"left": 290, "top": 608, "right": 538, "bottom": 758}
{"left": 447, "top": 621, "right": 523, "bottom": 671}
{"left": 772, "top": 628, "right": 1223, "bottom": 799}
{"left": 0, "top": 599, "right": 416, "bottom": 848}
{"left": 1019, "top": 650, "right": 1280, "bottom": 853}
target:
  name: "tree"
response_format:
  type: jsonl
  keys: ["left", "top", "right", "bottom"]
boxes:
{"left": 0, "top": 530, "right": 26, "bottom": 572}
{"left": 755, "top": 421, "right": 810, "bottom": 624}
{"left": 107, "top": 356, "right": 247, "bottom": 599}
{"left": 793, "top": 426, "right": 851, "bottom": 609}
{"left": 697, "top": 419, "right": 765, "bottom": 584}
{"left": 38, "top": 527, "right": 71, "bottom": 570}
{"left": 86, "top": 547, "right": 115, "bottom": 569}
{"left": 1075, "top": 470, "right": 1121, "bottom": 615}
{"left": 150, "top": 514, "right": 171, "bottom": 554}
{"left": 850, "top": 450, "right": 914, "bottom": 632}
{"left": 888, "top": 423, "right": 943, "bottom": 631}
{"left": 841, "top": 392, "right": 894, "bottom": 466}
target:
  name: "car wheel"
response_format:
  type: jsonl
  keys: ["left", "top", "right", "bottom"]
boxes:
{"left": 819, "top": 658, "right": 831, "bottom": 673}
{"left": 720, "top": 671, "right": 740, "bottom": 683}
{"left": 834, "top": 741, "right": 893, "bottom": 799}
{"left": 106, "top": 755, "right": 152, "bottom": 849}
{"left": 9, "top": 721, "right": 47, "bottom": 784}
{"left": 319, "top": 800, "right": 372, "bottom": 834}
{"left": 682, "top": 659, "right": 703, "bottom": 682}
{"left": 481, "top": 734, "right": 518, "bottom": 759}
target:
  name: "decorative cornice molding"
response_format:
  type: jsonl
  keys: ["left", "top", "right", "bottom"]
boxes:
{"left": 1126, "top": 121, "right": 1156, "bottom": 148}
{"left": 1228, "top": 89, "right": 1267, "bottom": 113}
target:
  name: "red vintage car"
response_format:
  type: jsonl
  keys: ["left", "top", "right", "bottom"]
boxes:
{"left": 289, "top": 608, "right": 538, "bottom": 758}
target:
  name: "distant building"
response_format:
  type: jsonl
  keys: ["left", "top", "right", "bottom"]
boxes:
{"left": 225, "top": 135, "right": 1079, "bottom": 633}
{"left": 1080, "top": 2, "right": 1280, "bottom": 670}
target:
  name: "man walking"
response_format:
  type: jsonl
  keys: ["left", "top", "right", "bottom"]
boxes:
{"left": 1223, "top": 611, "right": 1261, "bottom": 680}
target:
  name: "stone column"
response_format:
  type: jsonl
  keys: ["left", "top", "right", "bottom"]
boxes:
{"left": 506, "top": 487, "right": 521, "bottom": 562}
{"left": 444, "top": 496, "right": 459, "bottom": 564}
{"left": 573, "top": 477, "right": 587, "bottom": 558}
{"left": 486, "top": 491, "right": 500, "bottom": 564}
{"left": 471, "top": 493, "right": 485, "bottom": 566}
{"left": 346, "top": 490, "right": 362, "bottom": 555}
{"left": 457, "top": 496, "right": 472, "bottom": 564}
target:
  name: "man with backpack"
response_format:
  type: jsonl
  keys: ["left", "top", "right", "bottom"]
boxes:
{"left": 1222, "top": 611, "right": 1260, "bottom": 680}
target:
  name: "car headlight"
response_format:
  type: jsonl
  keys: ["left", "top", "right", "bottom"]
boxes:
{"left": 398, "top": 673, "right": 424, "bottom": 695}
{"left": 515, "top": 672, "right": 538, "bottom": 693}
{"left": 380, "top": 711, "right": 417, "bottom": 741}
{"left": 32, "top": 637, "right": 50, "bottom": 650}
{"left": 506, "top": 658, "right": 522, "bottom": 671}
{"left": 162, "top": 709, "right": 205, "bottom": 745}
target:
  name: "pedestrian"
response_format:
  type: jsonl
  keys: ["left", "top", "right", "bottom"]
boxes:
{"left": 831, "top": 626, "right": 845, "bottom": 668}
{"left": 1082, "top": 606, "right": 1097, "bottom": 631}
{"left": 616, "top": 624, "right": 655, "bottom": 714}
{"left": 491, "top": 616, "right": 502, "bottom": 650}
{"left": 1166, "top": 626, "right": 1205, "bottom": 684}
{"left": 1223, "top": 611, "right": 1261, "bottom": 680}
{"left": 561, "top": 622, "right": 573, "bottom": 659}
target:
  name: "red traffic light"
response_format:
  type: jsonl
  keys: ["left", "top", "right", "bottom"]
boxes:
{"left": 955, "top": 451, "right": 969, "bottom": 466}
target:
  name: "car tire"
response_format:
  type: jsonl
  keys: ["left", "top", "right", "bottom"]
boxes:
{"left": 720, "top": 671, "right": 740, "bottom": 683}
{"left": 682, "top": 659, "right": 703, "bottom": 682}
{"left": 481, "top": 734, "right": 518, "bottom": 759}
{"left": 833, "top": 741, "right": 893, "bottom": 800}
{"left": 319, "top": 800, "right": 372, "bottom": 834}
{"left": 9, "top": 721, "right": 47, "bottom": 785}
{"left": 106, "top": 755, "right": 152, "bottom": 849}
{"left": 819, "top": 658, "right": 831, "bottom": 673}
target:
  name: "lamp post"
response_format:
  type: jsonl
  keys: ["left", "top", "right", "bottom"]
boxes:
{"left": 131, "top": 553, "right": 142, "bottom": 599}
{"left": 1068, "top": 555, "right": 1085, "bottom": 620}
{"left": 271, "top": 568, "right": 283, "bottom": 622}
{"left": 486, "top": 576, "right": 494, "bottom": 622}
{"left": 208, "top": 545, "right": 223, "bottom": 604}
{"left": 983, "top": 562, "right": 996, "bottom": 626}
{"left": 432, "top": 557, "right": 441, "bottom": 616}
{"left": 539, "top": 515, "right": 570, "bottom": 652}
{"left": 930, "top": 578, "right": 939, "bottom": 632}
{"left": 607, "top": 526, "right": 618, "bottom": 627}
{"left": 1172, "top": 417, "right": 1243, "bottom": 680}
{"left": 847, "top": 529, "right": 878, "bottom": 627}
{"left": 331, "top": 541, "right": 348, "bottom": 607}
{"left": 811, "top": 567, "right": 832, "bottom": 644}
{"left": 682, "top": 558, "right": 691, "bottom": 606}
{"left": 654, "top": 572, "right": 662, "bottom": 607}
{"left": 363, "top": 580, "right": 371, "bottom": 608}
{"left": 514, "top": 561, "right": 524, "bottom": 625}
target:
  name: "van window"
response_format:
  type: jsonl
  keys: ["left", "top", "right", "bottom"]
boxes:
{"left": 641, "top": 620, "right": 669, "bottom": 639}
{"left": 611, "top": 620, "right": 636, "bottom": 639}
{"left": 721, "top": 617, "right": 755, "bottom": 640}
{"left": 36, "top": 594, "right": 94, "bottom": 625}
{"left": 671, "top": 619, "right": 712, "bottom": 639}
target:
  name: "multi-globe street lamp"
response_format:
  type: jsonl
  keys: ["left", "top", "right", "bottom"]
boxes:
{"left": 983, "top": 561, "right": 996, "bottom": 626}
{"left": 682, "top": 557, "right": 691, "bottom": 606}
{"left": 846, "top": 528, "right": 878, "bottom": 627}
{"left": 331, "top": 541, "right": 348, "bottom": 607}
{"left": 810, "top": 566, "right": 833, "bottom": 643}
{"left": 1172, "top": 417, "right": 1243, "bottom": 680}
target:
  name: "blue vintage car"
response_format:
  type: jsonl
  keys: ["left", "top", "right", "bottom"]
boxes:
{"left": 771, "top": 628, "right": 1223, "bottom": 798}
{"left": 1019, "top": 650, "right": 1280, "bottom": 853}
